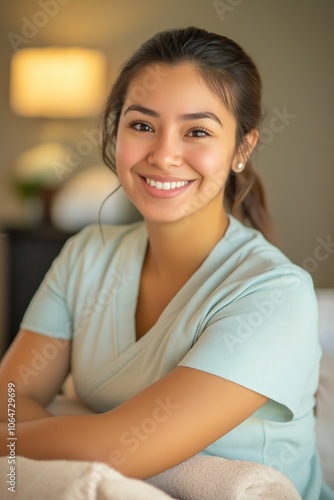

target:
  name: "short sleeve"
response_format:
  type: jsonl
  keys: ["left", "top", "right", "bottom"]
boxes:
{"left": 20, "top": 226, "right": 94, "bottom": 340}
{"left": 178, "top": 266, "right": 321, "bottom": 421}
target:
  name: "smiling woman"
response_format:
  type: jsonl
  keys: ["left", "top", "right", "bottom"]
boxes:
{"left": 0, "top": 26, "right": 330, "bottom": 500}
{"left": 115, "top": 64, "right": 241, "bottom": 221}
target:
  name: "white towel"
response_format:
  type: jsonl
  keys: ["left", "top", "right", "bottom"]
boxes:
{"left": 147, "top": 455, "right": 301, "bottom": 499}
{"left": 0, "top": 456, "right": 172, "bottom": 499}
{"left": 0, "top": 454, "right": 301, "bottom": 499}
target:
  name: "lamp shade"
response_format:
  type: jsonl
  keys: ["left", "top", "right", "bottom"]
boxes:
{"left": 10, "top": 47, "right": 107, "bottom": 118}
{"left": 14, "top": 142, "right": 68, "bottom": 188}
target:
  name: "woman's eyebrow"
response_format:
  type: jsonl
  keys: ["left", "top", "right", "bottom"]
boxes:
{"left": 124, "top": 104, "right": 158, "bottom": 118}
{"left": 123, "top": 105, "right": 223, "bottom": 126}
{"left": 180, "top": 112, "right": 222, "bottom": 126}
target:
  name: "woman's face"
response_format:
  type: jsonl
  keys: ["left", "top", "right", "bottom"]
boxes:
{"left": 116, "top": 63, "right": 239, "bottom": 224}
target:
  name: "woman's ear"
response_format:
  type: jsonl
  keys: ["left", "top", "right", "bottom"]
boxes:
{"left": 247, "top": 128, "right": 259, "bottom": 152}
{"left": 232, "top": 129, "right": 259, "bottom": 173}
{"left": 241, "top": 128, "right": 259, "bottom": 161}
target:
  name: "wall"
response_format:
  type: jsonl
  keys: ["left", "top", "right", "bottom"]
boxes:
{"left": 0, "top": 0, "right": 333, "bottom": 354}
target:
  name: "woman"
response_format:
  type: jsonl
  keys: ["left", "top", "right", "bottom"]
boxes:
{"left": 0, "top": 27, "right": 329, "bottom": 499}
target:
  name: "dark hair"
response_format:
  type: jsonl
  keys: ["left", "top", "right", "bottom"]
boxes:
{"left": 102, "top": 26, "right": 273, "bottom": 241}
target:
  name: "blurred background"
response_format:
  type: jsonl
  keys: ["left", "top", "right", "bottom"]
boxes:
{"left": 0, "top": 0, "right": 333, "bottom": 356}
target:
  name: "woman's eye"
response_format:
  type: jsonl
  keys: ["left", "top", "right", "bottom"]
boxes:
{"left": 129, "top": 121, "right": 153, "bottom": 133}
{"left": 188, "top": 127, "right": 211, "bottom": 138}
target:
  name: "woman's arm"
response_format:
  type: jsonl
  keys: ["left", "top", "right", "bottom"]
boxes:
{"left": 0, "top": 330, "right": 71, "bottom": 422}
{"left": 1, "top": 366, "right": 268, "bottom": 479}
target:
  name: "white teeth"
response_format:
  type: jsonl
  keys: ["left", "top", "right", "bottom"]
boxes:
{"left": 145, "top": 177, "right": 188, "bottom": 190}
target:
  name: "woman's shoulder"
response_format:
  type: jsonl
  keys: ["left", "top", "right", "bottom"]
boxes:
{"left": 221, "top": 215, "right": 314, "bottom": 295}
{"left": 225, "top": 216, "right": 307, "bottom": 271}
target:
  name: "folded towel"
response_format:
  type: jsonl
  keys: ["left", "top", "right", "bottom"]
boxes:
{"left": 0, "top": 456, "right": 172, "bottom": 499}
{"left": 0, "top": 454, "right": 302, "bottom": 499}
{"left": 147, "top": 455, "right": 301, "bottom": 499}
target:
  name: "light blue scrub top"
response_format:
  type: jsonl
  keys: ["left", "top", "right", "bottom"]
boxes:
{"left": 21, "top": 215, "right": 331, "bottom": 499}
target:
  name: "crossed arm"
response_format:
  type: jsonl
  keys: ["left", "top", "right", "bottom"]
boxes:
{"left": 0, "top": 330, "right": 268, "bottom": 479}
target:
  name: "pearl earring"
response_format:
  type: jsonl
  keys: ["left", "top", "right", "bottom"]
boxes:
{"left": 236, "top": 162, "right": 244, "bottom": 172}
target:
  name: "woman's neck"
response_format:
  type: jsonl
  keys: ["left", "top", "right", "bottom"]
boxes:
{"left": 144, "top": 207, "right": 229, "bottom": 281}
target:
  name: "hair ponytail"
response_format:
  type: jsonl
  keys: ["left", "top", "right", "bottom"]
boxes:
{"left": 225, "top": 162, "right": 274, "bottom": 243}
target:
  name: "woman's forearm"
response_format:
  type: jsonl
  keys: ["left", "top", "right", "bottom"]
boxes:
{"left": 1, "top": 413, "right": 109, "bottom": 463}
{"left": 0, "top": 394, "right": 53, "bottom": 423}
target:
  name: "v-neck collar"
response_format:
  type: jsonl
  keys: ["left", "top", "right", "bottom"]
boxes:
{"left": 121, "top": 216, "right": 235, "bottom": 346}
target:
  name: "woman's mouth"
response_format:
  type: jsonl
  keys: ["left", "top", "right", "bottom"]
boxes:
{"left": 139, "top": 175, "right": 193, "bottom": 199}
{"left": 144, "top": 177, "right": 189, "bottom": 191}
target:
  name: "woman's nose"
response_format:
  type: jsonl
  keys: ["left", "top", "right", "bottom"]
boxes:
{"left": 147, "top": 132, "right": 183, "bottom": 169}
